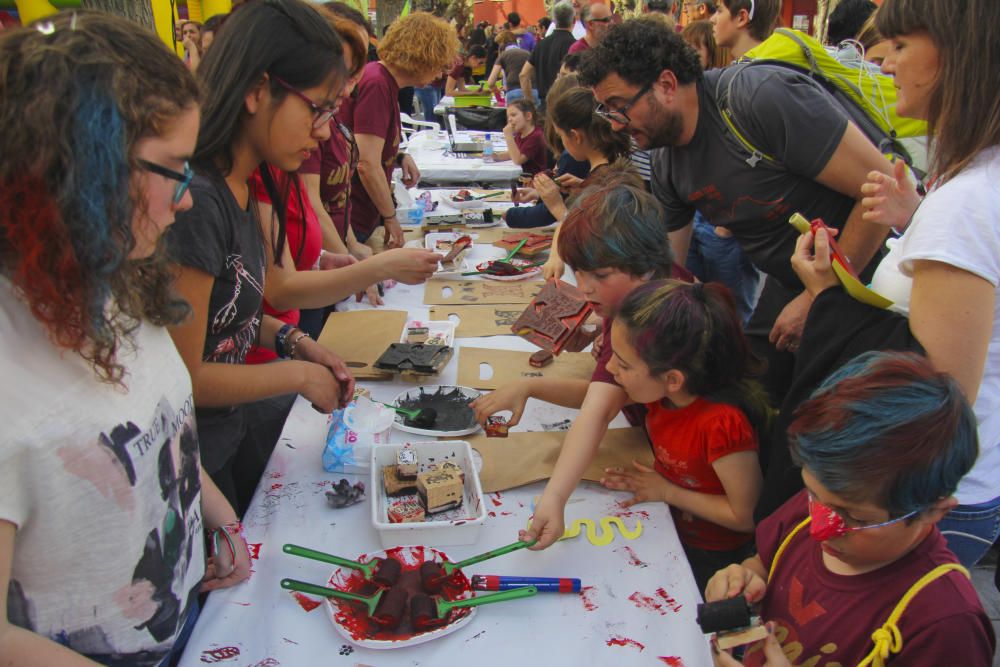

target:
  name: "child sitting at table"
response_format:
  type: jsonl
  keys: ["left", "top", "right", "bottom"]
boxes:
{"left": 511, "top": 86, "right": 632, "bottom": 279}
{"left": 706, "top": 351, "right": 995, "bottom": 666}
{"left": 497, "top": 99, "right": 549, "bottom": 177}
{"left": 504, "top": 74, "right": 589, "bottom": 231}
{"left": 473, "top": 173, "right": 691, "bottom": 435}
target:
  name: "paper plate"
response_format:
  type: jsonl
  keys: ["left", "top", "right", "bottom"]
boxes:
{"left": 447, "top": 196, "right": 487, "bottom": 210}
{"left": 324, "top": 546, "right": 477, "bottom": 650}
{"left": 391, "top": 385, "right": 482, "bottom": 437}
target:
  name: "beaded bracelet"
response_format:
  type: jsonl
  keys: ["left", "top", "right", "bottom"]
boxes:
{"left": 287, "top": 330, "right": 311, "bottom": 360}
{"left": 208, "top": 521, "right": 244, "bottom": 566}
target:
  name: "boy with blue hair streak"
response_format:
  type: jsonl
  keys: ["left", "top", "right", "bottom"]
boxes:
{"left": 706, "top": 351, "right": 995, "bottom": 666}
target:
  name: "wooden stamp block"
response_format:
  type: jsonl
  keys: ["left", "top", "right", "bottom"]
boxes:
{"left": 416, "top": 469, "right": 464, "bottom": 514}
{"left": 382, "top": 465, "right": 418, "bottom": 497}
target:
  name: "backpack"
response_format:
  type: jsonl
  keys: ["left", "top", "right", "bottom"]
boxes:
{"left": 714, "top": 28, "right": 928, "bottom": 174}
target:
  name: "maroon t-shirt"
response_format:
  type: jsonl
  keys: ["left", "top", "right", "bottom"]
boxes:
{"left": 513, "top": 126, "right": 548, "bottom": 176}
{"left": 567, "top": 38, "right": 591, "bottom": 54}
{"left": 749, "top": 490, "right": 995, "bottom": 666}
{"left": 337, "top": 61, "right": 400, "bottom": 240}
{"left": 300, "top": 123, "right": 356, "bottom": 242}
{"left": 448, "top": 56, "right": 470, "bottom": 85}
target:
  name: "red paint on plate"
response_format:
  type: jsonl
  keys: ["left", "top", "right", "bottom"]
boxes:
{"left": 658, "top": 658, "right": 684, "bottom": 666}
{"left": 330, "top": 546, "right": 472, "bottom": 643}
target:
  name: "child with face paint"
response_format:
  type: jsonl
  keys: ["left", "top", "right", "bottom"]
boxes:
{"left": 706, "top": 351, "right": 994, "bottom": 667}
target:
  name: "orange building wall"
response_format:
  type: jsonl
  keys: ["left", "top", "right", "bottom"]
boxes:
{"left": 473, "top": 0, "right": 548, "bottom": 27}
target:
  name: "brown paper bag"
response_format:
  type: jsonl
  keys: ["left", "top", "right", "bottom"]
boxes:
{"left": 423, "top": 280, "right": 543, "bottom": 305}
{"left": 316, "top": 310, "right": 409, "bottom": 380}
{"left": 459, "top": 428, "right": 654, "bottom": 493}
{"left": 456, "top": 347, "right": 595, "bottom": 390}
{"left": 429, "top": 305, "right": 525, "bottom": 337}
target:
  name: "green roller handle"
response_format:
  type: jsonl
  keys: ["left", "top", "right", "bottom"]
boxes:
{"left": 280, "top": 578, "right": 383, "bottom": 616}
{"left": 283, "top": 543, "right": 377, "bottom": 579}
{"left": 500, "top": 238, "right": 528, "bottom": 262}
{"left": 441, "top": 539, "right": 536, "bottom": 577}
{"left": 437, "top": 585, "right": 538, "bottom": 615}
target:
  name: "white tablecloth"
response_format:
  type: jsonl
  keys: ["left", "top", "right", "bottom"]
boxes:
{"left": 405, "top": 130, "right": 522, "bottom": 184}
{"left": 178, "top": 238, "right": 712, "bottom": 667}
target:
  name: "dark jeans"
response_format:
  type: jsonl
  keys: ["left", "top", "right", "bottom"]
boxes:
{"left": 938, "top": 494, "right": 1000, "bottom": 567}
{"left": 686, "top": 214, "right": 761, "bottom": 325}
{"left": 744, "top": 276, "right": 798, "bottom": 408}
{"left": 208, "top": 393, "right": 296, "bottom": 517}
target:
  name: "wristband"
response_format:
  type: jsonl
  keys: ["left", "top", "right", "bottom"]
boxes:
{"left": 209, "top": 521, "right": 245, "bottom": 565}
{"left": 395, "top": 153, "right": 406, "bottom": 167}
{"left": 275, "top": 323, "right": 295, "bottom": 358}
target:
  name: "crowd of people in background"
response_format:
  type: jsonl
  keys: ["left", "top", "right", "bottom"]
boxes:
{"left": 1, "top": 0, "right": 998, "bottom": 665}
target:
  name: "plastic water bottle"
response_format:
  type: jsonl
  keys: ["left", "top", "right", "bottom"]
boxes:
{"left": 483, "top": 133, "right": 494, "bottom": 163}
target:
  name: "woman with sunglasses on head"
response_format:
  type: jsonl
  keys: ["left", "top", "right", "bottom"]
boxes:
{"left": 166, "top": 0, "right": 442, "bottom": 515}
{"left": 339, "top": 12, "right": 459, "bottom": 249}
{"left": 794, "top": 0, "right": 1000, "bottom": 568}
{"left": 0, "top": 12, "right": 249, "bottom": 666}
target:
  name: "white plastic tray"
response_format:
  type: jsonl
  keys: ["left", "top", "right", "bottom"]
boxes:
{"left": 371, "top": 440, "right": 486, "bottom": 547}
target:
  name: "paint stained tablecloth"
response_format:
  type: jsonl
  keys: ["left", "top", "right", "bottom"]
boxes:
{"left": 178, "top": 234, "right": 713, "bottom": 667}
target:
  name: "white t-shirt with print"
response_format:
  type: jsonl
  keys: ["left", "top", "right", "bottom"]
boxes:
{"left": 0, "top": 281, "right": 205, "bottom": 665}
{"left": 871, "top": 146, "right": 1000, "bottom": 505}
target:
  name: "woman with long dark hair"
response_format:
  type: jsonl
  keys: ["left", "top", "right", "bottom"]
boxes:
{"left": 166, "top": 0, "right": 441, "bottom": 514}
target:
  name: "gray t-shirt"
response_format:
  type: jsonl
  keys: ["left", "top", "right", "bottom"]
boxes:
{"left": 498, "top": 46, "right": 531, "bottom": 92}
{"left": 651, "top": 65, "right": 855, "bottom": 289}
{"left": 167, "top": 168, "right": 267, "bottom": 471}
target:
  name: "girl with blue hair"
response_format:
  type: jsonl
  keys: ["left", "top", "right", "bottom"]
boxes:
{"left": 0, "top": 11, "right": 249, "bottom": 665}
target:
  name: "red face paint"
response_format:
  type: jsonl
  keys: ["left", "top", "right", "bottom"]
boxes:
{"left": 807, "top": 494, "right": 919, "bottom": 543}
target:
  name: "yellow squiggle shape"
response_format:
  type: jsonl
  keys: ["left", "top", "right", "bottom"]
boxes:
{"left": 525, "top": 516, "right": 644, "bottom": 546}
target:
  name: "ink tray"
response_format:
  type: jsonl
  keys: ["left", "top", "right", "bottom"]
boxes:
{"left": 371, "top": 441, "right": 486, "bottom": 547}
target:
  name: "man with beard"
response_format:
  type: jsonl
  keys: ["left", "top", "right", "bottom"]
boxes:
{"left": 577, "top": 19, "right": 893, "bottom": 403}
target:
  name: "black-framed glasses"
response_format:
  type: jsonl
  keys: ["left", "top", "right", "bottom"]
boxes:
{"left": 594, "top": 81, "right": 653, "bottom": 126}
{"left": 589, "top": 16, "right": 612, "bottom": 23}
{"left": 273, "top": 75, "right": 337, "bottom": 129}
{"left": 138, "top": 159, "right": 194, "bottom": 204}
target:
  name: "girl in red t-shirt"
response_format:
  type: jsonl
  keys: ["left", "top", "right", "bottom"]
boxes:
{"left": 605, "top": 281, "right": 769, "bottom": 590}
{"left": 530, "top": 280, "right": 768, "bottom": 592}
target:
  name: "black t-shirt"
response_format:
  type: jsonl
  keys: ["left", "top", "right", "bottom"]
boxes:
{"left": 528, "top": 29, "right": 576, "bottom": 101}
{"left": 166, "top": 168, "right": 267, "bottom": 471}
{"left": 651, "top": 65, "right": 857, "bottom": 289}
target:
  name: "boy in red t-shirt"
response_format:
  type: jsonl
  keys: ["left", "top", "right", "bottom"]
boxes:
{"left": 707, "top": 352, "right": 995, "bottom": 666}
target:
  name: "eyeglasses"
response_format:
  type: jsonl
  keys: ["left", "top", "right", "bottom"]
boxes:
{"left": 138, "top": 159, "right": 194, "bottom": 204}
{"left": 807, "top": 493, "right": 919, "bottom": 542}
{"left": 273, "top": 75, "right": 337, "bottom": 129}
{"left": 589, "top": 16, "right": 612, "bottom": 23}
{"left": 594, "top": 81, "right": 653, "bottom": 126}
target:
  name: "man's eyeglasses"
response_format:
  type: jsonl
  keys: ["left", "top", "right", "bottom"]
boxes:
{"left": 594, "top": 81, "right": 653, "bottom": 126}
{"left": 273, "top": 75, "right": 337, "bottom": 129}
{"left": 589, "top": 16, "right": 612, "bottom": 23}
{"left": 138, "top": 159, "right": 194, "bottom": 204}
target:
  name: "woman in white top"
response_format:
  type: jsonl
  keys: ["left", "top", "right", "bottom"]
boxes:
{"left": 792, "top": 0, "right": 1000, "bottom": 567}
{"left": 0, "top": 11, "right": 249, "bottom": 666}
